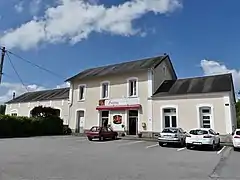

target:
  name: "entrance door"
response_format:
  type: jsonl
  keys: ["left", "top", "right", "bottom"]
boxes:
{"left": 128, "top": 110, "right": 138, "bottom": 135}
{"left": 76, "top": 111, "right": 85, "bottom": 133}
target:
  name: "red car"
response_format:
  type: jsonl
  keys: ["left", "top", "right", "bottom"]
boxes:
{"left": 85, "top": 126, "right": 118, "bottom": 141}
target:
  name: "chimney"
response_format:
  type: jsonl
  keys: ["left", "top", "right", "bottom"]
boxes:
{"left": 163, "top": 53, "right": 167, "bottom": 56}
{"left": 12, "top": 92, "right": 16, "bottom": 99}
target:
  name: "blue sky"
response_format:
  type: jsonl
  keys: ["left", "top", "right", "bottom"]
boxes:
{"left": 0, "top": 0, "right": 239, "bottom": 102}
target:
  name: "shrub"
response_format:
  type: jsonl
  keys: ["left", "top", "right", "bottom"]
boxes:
{"left": 0, "top": 115, "right": 65, "bottom": 138}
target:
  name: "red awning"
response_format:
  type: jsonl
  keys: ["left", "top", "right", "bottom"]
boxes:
{"left": 96, "top": 104, "right": 141, "bottom": 111}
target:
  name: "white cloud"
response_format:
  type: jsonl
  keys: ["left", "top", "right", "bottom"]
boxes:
{"left": 200, "top": 59, "right": 240, "bottom": 95}
{"left": 14, "top": 1, "right": 24, "bottom": 13}
{"left": 56, "top": 82, "right": 70, "bottom": 88}
{"left": 0, "top": 82, "right": 70, "bottom": 104}
{"left": 1, "top": 0, "right": 182, "bottom": 50}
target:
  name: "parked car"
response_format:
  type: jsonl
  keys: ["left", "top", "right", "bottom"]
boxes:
{"left": 85, "top": 126, "right": 118, "bottom": 141}
{"left": 158, "top": 127, "right": 187, "bottom": 147}
{"left": 232, "top": 129, "right": 240, "bottom": 151}
{"left": 185, "top": 128, "right": 220, "bottom": 150}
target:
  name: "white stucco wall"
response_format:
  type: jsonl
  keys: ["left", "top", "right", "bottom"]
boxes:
{"left": 152, "top": 92, "right": 235, "bottom": 135}
{"left": 5, "top": 99, "right": 69, "bottom": 125}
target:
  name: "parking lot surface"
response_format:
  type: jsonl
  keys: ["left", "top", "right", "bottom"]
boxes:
{"left": 0, "top": 136, "right": 238, "bottom": 180}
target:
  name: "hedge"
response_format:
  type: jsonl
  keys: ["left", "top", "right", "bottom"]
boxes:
{"left": 0, "top": 115, "right": 71, "bottom": 138}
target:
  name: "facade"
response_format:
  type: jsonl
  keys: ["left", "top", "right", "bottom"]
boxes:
{"left": 4, "top": 55, "right": 237, "bottom": 136}
{"left": 5, "top": 88, "right": 70, "bottom": 125}
{"left": 151, "top": 74, "right": 237, "bottom": 135}
{"left": 66, "top": 55, "right": 237, "bottom": 136}
{"left": 66, "top": 55, "right": 177, "bottom": 135}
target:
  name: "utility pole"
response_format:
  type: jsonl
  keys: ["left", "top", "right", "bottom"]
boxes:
{"left": 0, "top": 47, "right": 6, "bottom": 84}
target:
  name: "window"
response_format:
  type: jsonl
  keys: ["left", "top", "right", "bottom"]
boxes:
{"left": 162, "top": 108, "right": 177, "bottom": 128}
{"left": 162, "top": 128, "right": 178, "bottom": 133}
{"left": 189, "top": 129, "right": 208, "bottom": 135}
{"left": 128, "top": 78, "right": 137, "bottom": 97}
{"left": 11, "top": 113, "right": 17, "bottom": 116}
{"left": 199, "top": 107, "right": 212, "bottom": 128}
{"left": 78, "top": 85, "right": 86, "bottom": 100}
{"left": 101, "top": 82, "right": 109, "bottom": 99}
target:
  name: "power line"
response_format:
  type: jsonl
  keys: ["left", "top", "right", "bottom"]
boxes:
{"left": 6, "top": 52, "right": 29, "bottom": 92}
{"left": 7, "top": 50, "right": 64, "bottom": 79}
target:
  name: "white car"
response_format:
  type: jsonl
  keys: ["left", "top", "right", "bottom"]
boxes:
{"left": 185, "top": 128, "right": 220, "bottom": 150}
{"left": 232, "top": 129, "right": 240, "bottom": 151}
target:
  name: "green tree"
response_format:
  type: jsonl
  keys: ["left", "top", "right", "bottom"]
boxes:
{"left": 30, "top": 106, "right": 60, "bottom": 118}
{"left": 236, "top": 101, "right": 240, "bottom": 128}
{"left": 0, "top": 105, "right": 6, "bottom": 115}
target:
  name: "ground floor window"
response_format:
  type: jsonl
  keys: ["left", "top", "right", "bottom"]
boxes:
{"left": 199, "top": 107, "right": 212, "bottom": 128}
{"left": 101, "top": 111, "right": 109, "bottom": 127}
{"left": 162, "top": 108, "right": 177, "bottom": 128}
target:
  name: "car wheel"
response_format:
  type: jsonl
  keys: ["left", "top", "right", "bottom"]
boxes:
{"left": 112, "top": 135, "right": 117, "bottom": 140}
{"left": 212, "top": 141, "right": 216, "bottom": 151}
{"left": 234, "top": 147, "right": 238, "bottom": 151}
{"left": 88, "top": 137, "right": 92, "bottom": 141}
{"left": 180, "top": 139, "right": 185, "bottom": 147}
{"left": 159, "top": 142, "right": 164, "bottom": 147}
{"left": 186, "top": 143, "right": 191, "bottom": 149}
{"left": 99, "top": 136, "right": 104, "bottom": 141}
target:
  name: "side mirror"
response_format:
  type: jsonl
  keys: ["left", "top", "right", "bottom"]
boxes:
{"left": 232, "top": 132, "right": 234, "bottom": 136}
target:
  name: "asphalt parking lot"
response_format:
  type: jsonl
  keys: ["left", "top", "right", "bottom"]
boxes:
{"left": 0, "top": 136, "right": 239, "bottom": 180}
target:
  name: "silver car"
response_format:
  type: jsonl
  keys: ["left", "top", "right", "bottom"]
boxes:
{"left": 158, "top": 127, "right": 187, "bottom": 147}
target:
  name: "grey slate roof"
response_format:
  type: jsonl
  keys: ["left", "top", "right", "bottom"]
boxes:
{"left": 6, "top": 88, "right": 69, "bottom": 104}
{"left": 66, "top": 55, "right": 171, "bottom": 81}
{"left": 152, "top": 73, "right": 234, "bottom": 97}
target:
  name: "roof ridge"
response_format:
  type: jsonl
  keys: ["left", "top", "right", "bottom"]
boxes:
{"left": 83, "top": 54, "right": 166, "bottom": 71}
{"left": 176, "top": 73, "right": 232, "bottom": 81}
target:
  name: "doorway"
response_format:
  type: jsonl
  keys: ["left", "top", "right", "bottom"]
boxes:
{"left": 76, "top": 110, "right": 85, "bottom": 133}
{"left": 128, "top": 110, "right": 138, "bottom": 135}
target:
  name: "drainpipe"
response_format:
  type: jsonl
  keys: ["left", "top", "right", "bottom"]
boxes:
{"left": 68, "top": 82, "right": 74, "bottom": 128}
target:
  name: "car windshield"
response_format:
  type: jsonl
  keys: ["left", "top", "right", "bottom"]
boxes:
{"left": 189, "top": 130, "right": 208, "bottom": 135}
{"left": 162, "top": 128, "right": 178, "bottom": 133}
{"left": 236, "top": 131, "right": 240, "bottom": 135}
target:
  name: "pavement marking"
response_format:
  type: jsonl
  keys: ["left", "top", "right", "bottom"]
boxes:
{"left": 145, "top": 144, "right": 159, "bottom": 149}
{"left": 217, "top": 146, "right": 226, "bottom": 154}
{"left": 177, "top": 147, "right": 186, "bottom": 152}
{"left": 118, "top": 141, "right": 143, "bottom": 147}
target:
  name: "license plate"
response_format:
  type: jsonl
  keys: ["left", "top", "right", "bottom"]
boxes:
{"left": 193, "top": 142, "right": 202, "bottom": 145}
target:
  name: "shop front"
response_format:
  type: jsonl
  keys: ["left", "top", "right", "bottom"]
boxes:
{"left": 96, "top": 98, "right": 141, "bottom": 135}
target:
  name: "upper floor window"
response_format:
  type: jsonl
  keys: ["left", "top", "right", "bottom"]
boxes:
{"left": 10, "top": 110, "right": 18, "bottom": 116}
{"left": 78, "top": 85, "right": 86, "bottom": 101}
{"left": 199, "top": 106, "right": 212, "bottom": 128}
{"left": 11, "top": 113, "right": 17, "bottom": 116}
{"left": 100, "top": 81, "right": 110, "bottom": 99}
{"left": 128, "top": 78, "right": 138, "bottom": 97}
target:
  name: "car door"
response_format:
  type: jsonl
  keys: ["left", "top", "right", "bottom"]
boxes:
{"left": 107, "top": 127, "right": 114, "bottom": 138}
{"left": 100, "top": 127, "right": 108, "bottom": 138}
